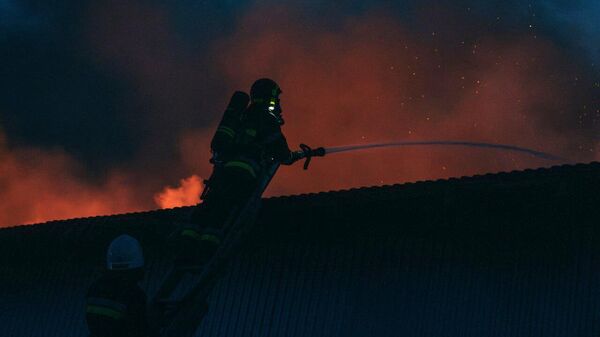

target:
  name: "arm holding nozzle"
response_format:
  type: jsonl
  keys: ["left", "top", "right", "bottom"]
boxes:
{"left": 264, "top": 119, "right": 324, "bottom": 167}
{"left": 292, "top": 144, "right": 325, "bottom": 170}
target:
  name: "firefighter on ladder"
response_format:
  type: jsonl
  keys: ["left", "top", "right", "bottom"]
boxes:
{"left": 175, "top": 78, "right": 324, "bottom": 268}
{"left": 85, "top": 234, "right": 157, "bottom": 337}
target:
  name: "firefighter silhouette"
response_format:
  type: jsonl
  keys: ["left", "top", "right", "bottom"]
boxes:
{"left": 175, "top": 78, "right": 323, "bottom": 267}
{"left": 85, "top": 235, "right": 156, "bottom": 337}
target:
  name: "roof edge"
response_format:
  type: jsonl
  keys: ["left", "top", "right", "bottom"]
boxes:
{"left": 3, "top": 161, "right": 599, "bottom": 229}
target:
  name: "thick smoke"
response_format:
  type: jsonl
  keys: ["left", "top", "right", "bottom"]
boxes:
{"left": 0, "top": 1, "right": 598, "bottom": 226}
{"left": 210, "top": 5, "right": 599, "bottom": 195}
{"left": 0, "top": 125, "right": 204, "bottom": 226}
{"left": 0, "top": 130, "right": 148, "bottom": 226}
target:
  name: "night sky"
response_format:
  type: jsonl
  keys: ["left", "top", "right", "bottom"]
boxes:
{"left": 1, "top": 0, "right": 599, "bottom": 226}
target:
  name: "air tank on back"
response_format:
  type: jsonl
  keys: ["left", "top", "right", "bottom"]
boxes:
{"left": 210, "top": 91, "right": 250, "bottom": 163}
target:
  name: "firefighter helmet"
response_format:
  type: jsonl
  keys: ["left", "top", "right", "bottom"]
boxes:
{"left": 250, "top": 78, "right": 284, "bottom": 125}
{"left": 250, "top": 78, "right": 281, "bottom": 102}
{"left": 106, "top": 234, "right": 144, "bottom": 270}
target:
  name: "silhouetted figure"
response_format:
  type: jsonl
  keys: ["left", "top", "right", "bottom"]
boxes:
{"left": 175, "top": 78, "right": 320, "bottom": 267}
{"left": 85, "top": 235, "right": 154, "bottom": 337}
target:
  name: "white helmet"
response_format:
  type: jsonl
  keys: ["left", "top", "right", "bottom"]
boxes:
{"left": 106, "top": 234, "right": 144, "bottom": 270}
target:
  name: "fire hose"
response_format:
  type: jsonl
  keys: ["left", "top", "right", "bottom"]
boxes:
{"left": 298, "top": 140, "right": 564, "bottom": 170}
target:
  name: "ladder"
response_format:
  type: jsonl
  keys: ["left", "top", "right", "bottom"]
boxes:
{"left": 155, "top": 163, "right": 280, "bottom": 337}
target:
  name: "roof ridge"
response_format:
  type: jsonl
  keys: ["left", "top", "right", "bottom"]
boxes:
{"left": 266, "top": 161, "right": 599, "bottom": 200}
{"left": 3, "top": 161, "right": 598, "bottom": 229}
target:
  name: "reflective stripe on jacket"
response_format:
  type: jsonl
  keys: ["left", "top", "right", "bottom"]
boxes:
{"left": 223, "top": 157, "right": 262, "bottom": 179}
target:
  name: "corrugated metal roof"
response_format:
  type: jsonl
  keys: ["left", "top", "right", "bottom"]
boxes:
{"left": 1, "top": 162, "right": 599, "bottom": 336}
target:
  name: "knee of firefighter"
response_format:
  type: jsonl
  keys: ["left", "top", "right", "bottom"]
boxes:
{"left": 179, "top": 228, "right": 222, "bottom": 251}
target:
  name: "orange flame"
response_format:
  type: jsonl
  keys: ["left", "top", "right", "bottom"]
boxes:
{"left": 154, "top": 175, "right": 204, "bottom": 209}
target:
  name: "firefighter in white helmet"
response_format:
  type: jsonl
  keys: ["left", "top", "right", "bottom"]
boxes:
{"left": 85, "top": 234, "right": 154, "bottom": 337}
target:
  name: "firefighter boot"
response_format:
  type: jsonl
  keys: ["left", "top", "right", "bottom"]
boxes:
{"left": 175, "top": 227, "right": 223, "bottom": 271}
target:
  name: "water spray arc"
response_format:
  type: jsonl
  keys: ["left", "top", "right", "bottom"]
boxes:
{"left": 319, "top": 140, "right": 565, "bottom": 161}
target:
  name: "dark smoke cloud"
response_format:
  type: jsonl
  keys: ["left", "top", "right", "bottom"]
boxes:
{"left": 0, "top": 0, "right": 598, "bottom": 225}
{"left": 209, "top": 3, "right": 599, "bottom": 196}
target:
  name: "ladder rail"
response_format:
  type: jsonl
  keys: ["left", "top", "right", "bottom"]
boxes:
{"left": 157, "top": 163, "right": 280, "bottom": 337}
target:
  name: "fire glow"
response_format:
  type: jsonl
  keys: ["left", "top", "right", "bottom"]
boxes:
{"left": 1, "top": 2, "right": 598, "bottom": 227}
{"left": 154, "top": 175, "right": 204, "bottom": 209}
